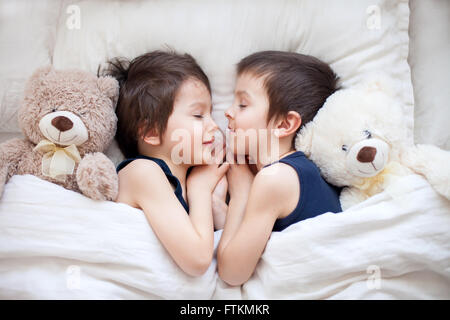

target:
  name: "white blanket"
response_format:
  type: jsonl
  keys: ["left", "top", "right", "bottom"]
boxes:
{"left": 0, "top": 174, "right": 449, "bottom": 299}
{"left": 216, "top": 174, "right": 450, "bottom": 299}
{"left": 0, "top": 175, "right": 218, "bottom": 299}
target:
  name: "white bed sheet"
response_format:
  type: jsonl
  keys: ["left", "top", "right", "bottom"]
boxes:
{"left": 0, "top": 174, "right": 448, "bottom": 299}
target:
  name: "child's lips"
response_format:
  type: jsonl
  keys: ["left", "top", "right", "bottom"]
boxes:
{"left": 203, "top": 137, "right": 215, "bottom": 145}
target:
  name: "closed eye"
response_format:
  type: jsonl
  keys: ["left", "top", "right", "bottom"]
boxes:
{"left": 239, "top": 105, "right": 247, "bottom": 108}
{"left": 193, "top": 115, "right": 203, "bottom": 119}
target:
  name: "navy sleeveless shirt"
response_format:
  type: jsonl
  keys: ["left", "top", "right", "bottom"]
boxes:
{"left": 265, "top": 151, "right": 342, "bottom": 232}
{"left": 116, "top": 155, "right": 189, "bottom": 213}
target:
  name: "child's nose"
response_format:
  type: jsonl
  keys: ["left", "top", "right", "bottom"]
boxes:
{"left": 207, "top": 116, "right": 219, "bottom": 132}
{"left": 225, "top": 106, "right": 234, "bottom": 120}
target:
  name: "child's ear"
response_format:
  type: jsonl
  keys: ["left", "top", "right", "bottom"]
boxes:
{"left": 140, "top": 126, "right": 161, "bottom": 146}
{"left": 275, "top": 111, "right": 302, "bottom": 138}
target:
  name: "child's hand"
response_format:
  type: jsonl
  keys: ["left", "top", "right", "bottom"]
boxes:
{"left": 227, "top": 163, "right": 255, "bottom": 201}
{"left": 187, "top": 162, "right": 229, "bottom": 196}
{"left": 212, "top": 176, "right": 228, "bottom": 230}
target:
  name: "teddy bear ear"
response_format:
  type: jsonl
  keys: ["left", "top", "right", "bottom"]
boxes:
{"left": 23, "top": 65, "right": 54, "bottom": 97}
{"left": 97, "top": 76, "right": 119, "bottom": 108}
{"left": 32, "top": 65, "right": 54, "bottom": 78}
{"left": 295, "top": 121, "right": 314, "bottom": 157}
{"left": 27, "top": 65, "right": 54, "bottom": 86}
{"left": 359, "top": 72, "right": 399, "bottom": 98}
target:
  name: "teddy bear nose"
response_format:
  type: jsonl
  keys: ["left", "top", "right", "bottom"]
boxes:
{"left": 51, "top": 116, "right": 73, "bottom": 132}
{"left": 357, "top": 146, "right": 377, "bottom": 163}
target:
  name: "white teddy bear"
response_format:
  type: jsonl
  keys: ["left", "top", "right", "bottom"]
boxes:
{"left": 295, "top": 74, "right": 450, "bottom": 211}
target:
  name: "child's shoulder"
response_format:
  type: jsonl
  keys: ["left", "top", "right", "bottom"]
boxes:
{"left": 252, "top": 162, "right": 300, "bottom": 218}
{"left": 280, "top": 152, "right": 322, "bottom": 179}
{"left": 118, "top": 158, "right": 168, "bottom": 189}
{"left": 119, "top": 158, "right": 163, "bottom": 174}
{"left": 258, "top": 161, "right": 297, "bottom": 181}
{"left": 254, "top": 163, "right": 299, "bottom": 196}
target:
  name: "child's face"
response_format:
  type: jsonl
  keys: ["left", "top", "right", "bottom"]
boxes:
{"left": 163, "top": 78, "right": 219, "bottom": 165}
{"left": 225, "top": 72, "right": 276, "bottom": 160}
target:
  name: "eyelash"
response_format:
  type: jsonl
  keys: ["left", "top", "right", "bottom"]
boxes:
{"left": 239, "top": 104, "right": 247, "bottom": 108}
{"left": 364, "top": 130, "right": 372, "bottom": 139}
{"left": 49, "top": 108, "right": 86, "bottom": 118}
{"left": 342, "top": 130, "right": 373, "bottom": 152}
{"left": 194, "top": 115, "right": 203, "bottom": 119}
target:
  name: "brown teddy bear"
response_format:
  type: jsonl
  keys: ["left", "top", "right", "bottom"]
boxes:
{"left": 0, "top": 66, "right": 119, "bottom": 201}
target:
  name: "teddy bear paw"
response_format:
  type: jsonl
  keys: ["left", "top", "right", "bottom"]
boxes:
{"left": 76, "top": 153, "right": 119, "bottom": 201}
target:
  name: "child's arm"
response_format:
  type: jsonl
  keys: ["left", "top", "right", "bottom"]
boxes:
{"left": 121, "top": 159, "right": 228, "bottom": 277}
{"left": 212, "top": 176, "right": 228, "bottom": 230}
{"left": 216, "top": 164, "right": 254, "bottom": 251}
{"left": 217, "top": 163, "right": 297, "bottom": 286}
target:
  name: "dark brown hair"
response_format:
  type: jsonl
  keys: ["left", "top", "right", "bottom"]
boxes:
{"left": 101, "top": 50, "right": 211, "bottom": 158}
{"left": 237, "top": 51, "right": 339, "bottom": 133}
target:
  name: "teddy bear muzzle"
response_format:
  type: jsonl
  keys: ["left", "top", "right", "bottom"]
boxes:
{"left": 345, "top": 138, "right": 389, "bottom": 178}
{"left": 38, "top": 110, "right": 89, "bottom": 146}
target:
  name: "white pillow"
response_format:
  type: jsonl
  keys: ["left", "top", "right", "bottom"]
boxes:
{"left": 408, "top": 0, "right": 450, "bottom": 150}
{"left": 1, "top": 0, "right": 414, "bottom": 160}
{"left": 0, "top": 0, "right": 59, "bottom": 133}
{"left": 52, "top": 0, "right": 414, "bottom": 144}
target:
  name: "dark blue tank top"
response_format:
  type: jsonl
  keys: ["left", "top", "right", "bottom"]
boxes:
{"left": 264, "top": 151, "right": 341, "bottom": 232}
{"left": 116, "top": 155, "right": 189, "bottom": 213}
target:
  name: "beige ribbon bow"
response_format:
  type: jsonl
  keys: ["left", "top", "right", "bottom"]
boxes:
{"left": 355, "top": 161, "right": 411, "bottom": 197}
{"left": 33, "top": 139, "right": 82, "bottom": 182}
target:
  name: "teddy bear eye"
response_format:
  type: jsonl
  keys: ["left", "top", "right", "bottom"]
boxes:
{"left": 342, "top": 145, "right": 348, "bottom": 152}
{"left": 364, "top": 130, "right": 372, "bottom": 139}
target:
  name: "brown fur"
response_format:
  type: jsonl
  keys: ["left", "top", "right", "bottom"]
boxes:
{"left": 0, "top": 66, "right": 119, "bottom": 201}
